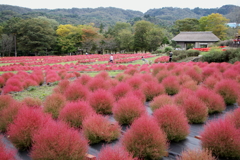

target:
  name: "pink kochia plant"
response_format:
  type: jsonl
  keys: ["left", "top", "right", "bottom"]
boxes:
{"left": 43, "top": 93, "right": 66, "bottom": 119}
{"left": 214, "top": 79, "right": 239, "bottom": 105}
{"left": 225, "top": 107, "right": 240, "bottom": 129}
{"left": 0, "top": 101, "right": 23, "bottom": 132}
{"left": 177, "top": 148, "right": 216, "bottom": 160}
{"left": 0, "top": 135, "right": 17, "bottom": 160}
{"left": 59, "top": 101, "right": 95, "bottom": 128}
{"left": 113, "top": 95, "right": 146, "bottom": 125}
{"left": 7, "top": 107, "right": 51, "bottom": 150}
{"left": 150, "top": 94, "right": 174, "bottom": 111}
{"left": 82, "top": 114, "right": 121, "bottom": 144}
{"left": 200, "top": 119, "right": 240, "bottom": 158}
{"left": 121, "top": 115, "right": 168, "bottom": 160}
{"left": 181, "top": 95, "right": 208, "bottom": 123}
{"left": 64, "top": 82, "right": 89, "bottom": 101}
{"left": 88, "top": 89, "right": 115, "bottom": 114}
{"left": 153, "top": 105, "right": 190, "bottom": 142}
{"left": 30, "top": 121, "right": 88, "bottom": 160}
{"left": 142, "top": 81, "right": 165, "bottom": 101}
{"left": 196, "top": 87, "right": 225, "bottom": 114}
{"left": 22, "top": 97, "right": 42, "bottom": 108}
{"left": 98, "top": 145, "right": 134, "bottom": 160}
{"left": 161, "top": 75, "right": 180, "bottom": 95}
{"left": 112, "top": 82, "right": 132, "bottom": 100}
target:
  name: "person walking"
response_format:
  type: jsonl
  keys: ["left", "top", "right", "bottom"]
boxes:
{"left": 169, "top": 51, "right": 173, "bottom": 62}
{"left": 109, "top": 54, "right": 114, "bottom": 63}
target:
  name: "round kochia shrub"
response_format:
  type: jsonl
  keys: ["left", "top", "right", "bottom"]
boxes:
{"left": 214, "top": 79, "right": 239, "bottom": 105}
{"left": 82, "top": 114, "right": 121, "bottom": 144}
{"left": 177, "top": 148, "right": 216, "bottom": 160}
{"left": 200, "top": 119, "right": 240, "bottom": 158}
{"left": 0, "top": 135, "right": 17, "bottom": 160}
{"left": 121, "top": 115, "right": 168, "bottom": 160}
{"left": 225, "top": 107, "right": 240, "bottom": 129}
{"left": 161, "top": 75, "right": 180, "bottom": 95}
{"left": 64, "top": 82, "right": 89, "bottom": 101}
{"left": 113, "top": 95, "right": 146, "bottom": 125}
{"left": 0, "top": 95, "right": 15, "bottom": 111}
{"left": 181, "top": 95, "right": 208, "bottom": 123}
{"left": 88, "top": 89, "right": 115, "bottom": 114}
{"left": 59, "top": 101, "right": 95, "bottom": 128}
{"left": 153, "top": 105, "right": 190, "bottom": 142}
{"left": 0, "top": 101, "right": 22, "bottom": 132}
{"left": 150, "top": 94, "right": 174, "bottom": 111}
{"left": 98, "top": 145, "right": 134, "bottom": 160}
{"left": 22, "top": 97, "right": 42, "bottom": 108}
{"left": 43, "top": 93, "right": 66, "bottom": 119}
{"left": 196, "top": 87, "right": 225, "bottom": 114}
{"left": 30, "top": 121, "right": 88, "bottom": 160}
{"left": 142, "top": 81, "right": 165, "bottom": 101}
{"left": 7, "top": 107, "right": 51, "bottom": 150}
{"left": 112, "top": 82, "right": 132, "bottom": 101}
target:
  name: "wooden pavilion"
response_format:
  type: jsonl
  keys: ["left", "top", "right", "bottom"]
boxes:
{"left": 172, "top": 31, "right": 220, "bottom": 49}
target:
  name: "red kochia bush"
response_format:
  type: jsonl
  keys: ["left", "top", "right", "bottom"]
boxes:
{"left": 113, "top": 95, "right": 146, "bottom": 125}
{"left": 153, "top": 105, "right": 190, "bottom": 142}
{"left": 3, "top": 77, "right": 23, "bottom": 94}
{"left": 22, "top": 97, "right": 42, "bottom": 108}
{"left": 200, "top": 119, "right": 240, "bottom": 158}
{"left": 0, "top": 101, "right": 22, "bottom": 132}
{"left": 141, "top": 81, "right": 165, "bottom": 101}
{"left": 43, "top": 93, "right": 66, "bottom": 119}
{"left": 112, "top": 82, "right": 132, "bottom": 101}
{"left": 0, "top": 135, "right": 17, "bottom": 160}
{"left": 225, "top": 107, "right": 240, "bottom": 129}
{"left": 196, "top": 87, "right": 225, "bottom": 114}
{"left": 181, "top": 95, "right": 208, "bottom": 123}
{"left": 64, "top": 82, "right": 89, "bottom": 101}
{"left": 59, "top": 101, "right": 95, "bottom": 128}
{"left": 30, "top": 121, "right": 88, "bottom": 160}
{"left": 0, "top": 76, "right": 5, "bottom": 88}
{"left": 214, "top": 79, "right": 239, "bottom": 105}
{"left": 161, "top": 75, "right": 180, "bottom": 95}
{"left": 53, "top": 79, "right": 70, "bottom": 94}
{"left": 121, "top": 115, "right": 168, "bottom": 160}
{"left": 82, "top": 114, "right": 121, "bottom": 144}
{"left": 125, "top": 76, "right": 144, "bottom": 90}
{"left": 88, "top": 89, "right": 115, "bottom": 114}
{"left": 7, "top": 107, "right": 51, "bottom": 150}
{"left": 177, "top": 148, "right": 216, "bottom": 160}
{"left": 150, "top": 94, "right": 174, "bottom": 111}
{"left": 87, "top": 77, "right": 109, "bottom": 91}
{"left": 98, "top": 145, "right": 134, "bottom": 160}
{"left": 0, "top": 95, "right": 15, "bottom": 111}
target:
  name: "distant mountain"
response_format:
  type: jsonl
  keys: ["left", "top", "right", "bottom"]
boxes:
{"left": 0, "top": 4, "right": 239, "bottom": 27}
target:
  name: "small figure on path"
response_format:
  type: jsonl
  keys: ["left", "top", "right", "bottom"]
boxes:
{"left": 142, "top": 56, "right": 148, "bottom": 64}
{"left": 169, "top": 51, "right": 173, "bottom": 62}
{"left": 109, "top": 54, "right": 114, "bottom": 63}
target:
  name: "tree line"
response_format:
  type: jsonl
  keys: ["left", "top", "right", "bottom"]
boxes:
{"left": 0, "top": 12, "right": 238, "bottom": 56}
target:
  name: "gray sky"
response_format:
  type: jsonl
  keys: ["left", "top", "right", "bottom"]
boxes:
{"left": 1, "top": 0, "right": 240, "bottom": 13}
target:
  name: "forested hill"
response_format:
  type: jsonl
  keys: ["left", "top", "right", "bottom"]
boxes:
{"left": 0, "top": 4, "right": 239, "bottom": 27}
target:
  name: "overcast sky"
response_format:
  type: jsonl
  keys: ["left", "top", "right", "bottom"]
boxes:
{"left": 1, "top": 0, "right": 240, "bottom": 13}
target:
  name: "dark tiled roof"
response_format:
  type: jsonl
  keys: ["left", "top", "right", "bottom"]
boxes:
{"left": 172, "top": 31, "right": 220, "bottom": 42}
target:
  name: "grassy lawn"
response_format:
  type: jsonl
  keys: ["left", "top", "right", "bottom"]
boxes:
{"left": 11, "top": 85, "right": 56, "bottom": 101}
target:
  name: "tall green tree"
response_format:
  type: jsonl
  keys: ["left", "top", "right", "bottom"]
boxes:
{"left": 16, "top": 18, "right": 56, "bottom": 55}
{"left": 199, "top": 13, "right": 229, "bottom": 40}
{"left": 146, "top": 27, "right": 164, "bottom": 51}
{"left": 118, "top": 29, "right": 134, "bottom": 52}
{"left": 174, "top": 18, "right": 200, "bottom": 33}
{"left": 133, "top": 20, "right": 154, "bottom": 52}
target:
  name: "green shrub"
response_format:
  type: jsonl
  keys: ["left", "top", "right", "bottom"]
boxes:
{"left": 201, "top": 49, "right": 227, "bottom": 62}
{"left": 164, "top": 46, "right": 173, "bottom": 52}
{"left": 186, "top": 50, "right": 200, "bottom": 57}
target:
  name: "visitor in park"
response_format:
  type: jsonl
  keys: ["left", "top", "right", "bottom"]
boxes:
{"left": 109, "top": 54, "right": 114, "bottom": 63}
{"left": 169, "top": 51, "right": 173, "bottom": 62}
{"left": 142, "top": 56, "right": 148, "bottom": 64}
